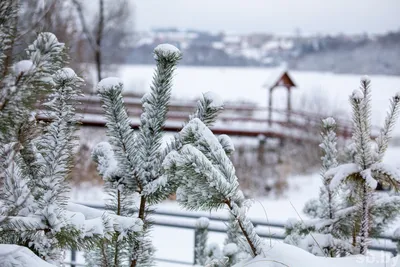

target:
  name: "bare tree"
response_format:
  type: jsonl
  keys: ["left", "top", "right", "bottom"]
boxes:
{"left": 15, "top": 1, "right": 86, "bottom": 80}
{"left": 72, "top": 0, "right": 134, "bottom": 84}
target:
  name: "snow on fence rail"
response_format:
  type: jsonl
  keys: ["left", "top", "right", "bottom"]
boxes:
{"left": 65, "top": 203, "right": 399, "bottom": 267}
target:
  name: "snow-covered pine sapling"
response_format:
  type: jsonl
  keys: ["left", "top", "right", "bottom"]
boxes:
{"left": 163, "top": 118, "right": 264, "bottom": 257}
{"left": 194, "top": 217, "right": 210, "bottom": 266}
{"left": 326, "top": 77, "right": 400, "bottom": 255}
{"left": 0, "top": 29, "right": 84, "bottom": 264}
{"left": 96, "top": 44, "right": 182, "bottom": 266}
{"left": 285, "top": 117, "right": 356, "bottom": 256}
{"left": 319, "top": 117, "right": 339, "bottom": 221}
{"left": 86, "top": 141, "right": 140, "bottom": 267}
{"left": 96, "top": 44, "right": 228, "bottom": 266}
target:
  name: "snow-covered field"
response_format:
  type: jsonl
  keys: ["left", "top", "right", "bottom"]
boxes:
{"left": 115, "top": 65, "right": 400, "bottom": 134}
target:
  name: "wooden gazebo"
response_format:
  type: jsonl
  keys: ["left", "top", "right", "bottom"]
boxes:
{"left": 263, "top": 69, "right": 297, "bottom": 124}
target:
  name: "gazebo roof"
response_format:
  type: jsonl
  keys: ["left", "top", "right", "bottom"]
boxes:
{"left": 263, "top": 68, "right": 297, "bottom": 89}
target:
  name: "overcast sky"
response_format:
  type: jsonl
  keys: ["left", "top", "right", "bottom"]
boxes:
{"left": 134, "top": 0, "right": 400, "bottom": 35}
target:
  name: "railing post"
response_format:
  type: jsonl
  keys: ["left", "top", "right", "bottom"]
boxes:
{"left": 71, "top": 249, "right": 76, "bottom": 267}
{"left": 193, "top": 228, "right": 199, "bottom": 265}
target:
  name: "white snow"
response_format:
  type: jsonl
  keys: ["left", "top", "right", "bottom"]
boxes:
{"left": 0, "top": 244, "right": 56, "bottom": 267}
{"left": 203, "top": 91, "right": 224, "bottom": 108}
{"left": 233, "top": 242, "right": 400, "bottom": 267}
{"left": 218, "top": 134, "right": 235, "bottom": 153}
{"left": 84, "top": 217, "right": 106, "bottom": 237}
{"left": 195, "top": 217, "right": 210, "bottom": 229}
{"left": 66, "top": 202, "right": 143, "bottom": 238}
{"left": 327, "top": 163, "right": 360, "bottom": 190}
{"left": 13, "top": 60, "right": 34, "bottom": 75}
{"left": 92, "top": 141, "right": 118, "bottom": 179}
{"left": 97, "top": 77, "right": 123, "bottom": 92}
{"left": 361, "top": 75, "right": 371, "bottom": 84}
{"left": 352, "top": 88, "right": 364, "bottom": 100}
{"left": 322, "top": 117, "right": 336, "bottom": 128}
{"left": 154, "top": 43, "right": 181, "bottom": 59}
{"left": 371, "top": 162, "right": 400, "bottom": 183}
{"left": 223, "top": 243, "right": 239, "bottom": 256}
{"left": 360, "top": 168, "right": 378, "bottom": 189}
{"left": 55, "top": 67, "right": 77, "bottom": 80}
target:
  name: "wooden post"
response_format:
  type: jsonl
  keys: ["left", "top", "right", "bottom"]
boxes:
{"left": 287, "top": 86, "right": 291, "bottom": 123}
{"left": 268, "top": 88, "right": 273, "bottom": 125}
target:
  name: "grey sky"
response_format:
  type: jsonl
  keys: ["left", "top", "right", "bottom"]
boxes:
{"left": 134, "top": 0, "right": 400, "bottom": 35}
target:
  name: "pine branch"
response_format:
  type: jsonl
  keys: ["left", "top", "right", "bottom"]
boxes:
{"left": 163, "top": 119, "right": 264, "bottom": 257}
{"left": 135, "top": 44, "right": 181, "bottom": 189}
{"left": 350, "top": 88, "right": 372, "bottom": 169}
{"left": 97, "top": 78, "right": 139, "bottom": 190}
{"left": 375, "top": 93, "right": 400, "bottom": 162}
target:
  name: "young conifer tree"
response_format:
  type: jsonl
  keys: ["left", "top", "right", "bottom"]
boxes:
{"left": 285, "top": 117, "right": 353, "bottom": 256}
{"left": 326, "top": 77, "right": 400, "bottom": 254}
{"left": 0, "top": 25, "right": 83, "bottom": 262}
{"left": 287, "top": 77, "right": 400, "bottom": 257}
{"left": 0, "top": 3, "right": 143, "bottom": 265}
{"left": 93, "top": 44, "right": 227, "bottom": 266}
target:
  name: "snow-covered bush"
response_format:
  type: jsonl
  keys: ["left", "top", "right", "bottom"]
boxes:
{"left": 286, "top": 77, "right": 400, "bottom": 256}
{"left": 0, "top": 2, "right": 142, "bottom": 265}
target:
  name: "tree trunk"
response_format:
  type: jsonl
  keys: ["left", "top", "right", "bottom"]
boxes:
{"left": 95, "top": 0, "right": 104, "bottom": 83}
{"left": 359, "top": 183, "right": 370, "bottom": 255}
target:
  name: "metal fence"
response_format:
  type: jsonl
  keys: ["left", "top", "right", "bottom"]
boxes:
{"left": 66, "top": 203, "right": 399, "bottom": 266}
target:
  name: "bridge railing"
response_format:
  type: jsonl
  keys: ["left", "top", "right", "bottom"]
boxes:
{"left": 75, "top": 95, "right": 381, "bottom": 139}
{"left": 65, "top": 203, "right": 399, "bottom": 267}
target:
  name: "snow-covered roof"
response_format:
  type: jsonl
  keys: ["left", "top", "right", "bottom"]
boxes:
{"left": 263, "top": 67, "right": 297, "bottom": 89}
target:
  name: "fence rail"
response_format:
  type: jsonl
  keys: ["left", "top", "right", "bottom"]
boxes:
{"left": 66, "top": 203, "right": 399, "bottom": 267}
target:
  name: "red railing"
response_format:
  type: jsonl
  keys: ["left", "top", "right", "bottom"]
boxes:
{"left": 39, "top": 95, "right": 380, "bottom": 142}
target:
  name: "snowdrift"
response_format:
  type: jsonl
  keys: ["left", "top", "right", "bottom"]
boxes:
{"left": 234, "top": 243, "right": 400, "bottom": 267}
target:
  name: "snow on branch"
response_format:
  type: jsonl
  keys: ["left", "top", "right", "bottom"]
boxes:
{"left": 326, "top": 163, "right": 359, "bottom": 190}
{"left": 66, "top": 203, "right": 143, "bottom": 239}
{"left": 375, "top": 92, "right": 400, "bottom": 162}
{"left": 0, "top": 244, "right": 57, "bottom": 267}
{"left": 163, "top": 118, "right": 263, "bottom": 256}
